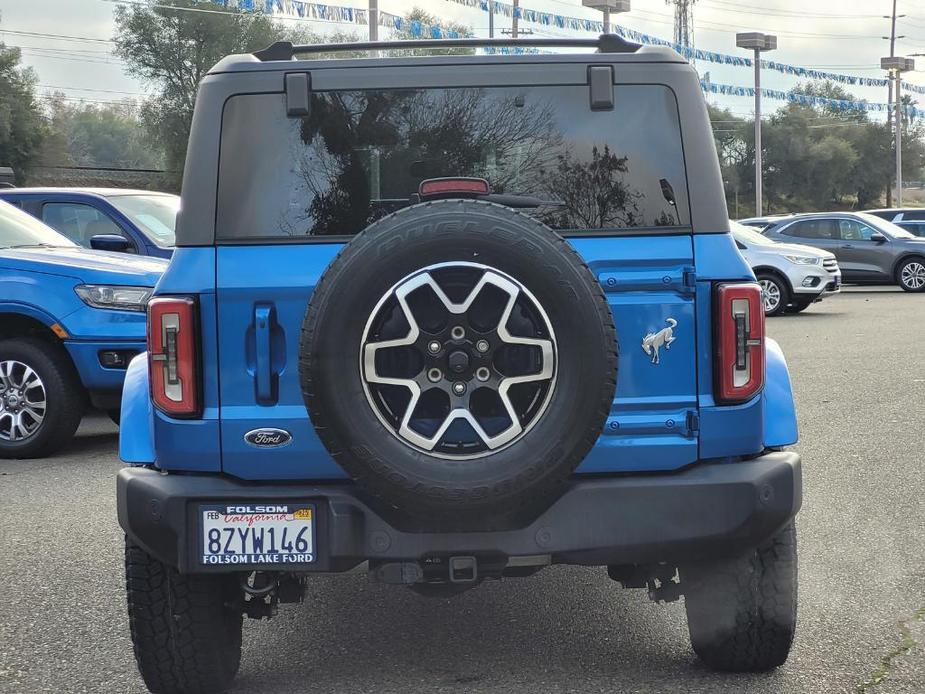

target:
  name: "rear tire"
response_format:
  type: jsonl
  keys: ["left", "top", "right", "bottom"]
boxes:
{"left": 682, "top": 522, "right": 797, "bottom": 672}
{"left": 756, "top": 273, "right": 790, "bottom": 317}
{"left": 896, "top": 257, "right": 925, "bottom": 292}
{"left": 125, "top": 538, "right": 243, "bottom": 694}
{"left": 0, "top": 337, "right": 85, "bottom": 459}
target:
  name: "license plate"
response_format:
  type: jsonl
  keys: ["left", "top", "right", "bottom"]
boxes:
{"left": 199, "top": 502, "right": 315, "bottom": 566}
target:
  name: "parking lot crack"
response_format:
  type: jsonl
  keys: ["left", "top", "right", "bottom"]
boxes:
{"left": 856, "top": 605, "right": 925, "bottom": 693}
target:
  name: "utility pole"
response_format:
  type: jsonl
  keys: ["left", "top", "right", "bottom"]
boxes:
{"left": 488, "top": 0, "right": 494, "bottom": 38}
{"left": 885, "top": 0, "right": 899, "bottom": 206}
{"left": 737, "top": 32, "right": 777, "bottom": 216}
{"left": 368, "top": 0, "right": 378, "bottom": 41}
{"left": 512, "top": 0, "right": 519, "bottom": 39}
{"left": 882, "top": 56, "right": 915, "bottom": 206}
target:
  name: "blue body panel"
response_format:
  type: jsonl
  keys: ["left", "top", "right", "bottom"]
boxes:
{"left": 207, "top": 236, "right": 700, "bottom": 480}
{"left": 123, "top": 232, "right": 799, "bottom": 475}
{"left": 0, "top": 190, "right": 174, "bottom": 258}
{"left": 763, "top": 338, "right": 799, "bottom": 447}
{"left": 148, "top": 248, "right": 223, "bottom": 472}
{"left": 0, "top": 242, "right": 164, "bottom": 397}
{"left": 120, "top": 354, "right": 155, "bottom": 464}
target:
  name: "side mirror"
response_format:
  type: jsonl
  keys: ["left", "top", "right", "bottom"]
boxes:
{"left": 90, "top": 234, "right": 134, "bottom": 253}
{"left": 869, "top": 233, "right": 887, "bottom": 244}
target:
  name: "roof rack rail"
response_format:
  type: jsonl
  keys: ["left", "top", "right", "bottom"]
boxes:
{"left": 253, "top": 34, "right": 641, "bottom": 62}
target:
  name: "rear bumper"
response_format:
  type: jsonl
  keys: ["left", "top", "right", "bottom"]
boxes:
{"left": 118, "top": 451, "right": 801, "bottom": 574}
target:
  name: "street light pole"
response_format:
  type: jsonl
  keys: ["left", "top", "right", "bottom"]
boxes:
{"left": 582, "top": 1, "right": 631, "bottom": 34}
{"left": 881, "top": 56, "right": 915, "bottom": 207}
{"left": 368, "top": 0, "right": 378, "bottom": 42}
{"left": 896, "top": 71, "right": 903, "bottom": 206}
{"left": 736, "top": 32, "right": 777, "bottom": 217}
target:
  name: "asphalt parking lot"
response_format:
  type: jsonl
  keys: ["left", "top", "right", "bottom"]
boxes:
{"left": 1, "top": 285, "right": 923, "bottom": 694}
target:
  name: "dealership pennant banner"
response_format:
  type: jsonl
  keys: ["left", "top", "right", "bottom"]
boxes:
{"left": 701, "top": 79, "right": 922, "bottom": 118}
{"left": 222, "top": 0, "right": 925, "bottom": 97}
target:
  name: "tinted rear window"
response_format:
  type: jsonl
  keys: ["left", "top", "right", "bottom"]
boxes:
{"left": 216, "top": 85, "right": 689, "bottom": 240}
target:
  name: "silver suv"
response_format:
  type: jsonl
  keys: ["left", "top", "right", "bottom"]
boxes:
{"left": 763, "top": 212, "right": 925, "bottom": 292}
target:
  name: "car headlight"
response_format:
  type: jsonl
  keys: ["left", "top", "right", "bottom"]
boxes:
{"left": 783, "top": 255, "right": 820, "bottom": 265}
{"left": 74, "top": 285, "right": 153, "bottom": 312}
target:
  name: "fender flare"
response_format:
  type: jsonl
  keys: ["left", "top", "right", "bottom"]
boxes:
{"left": 119, "top": 353, "right": 155, "bottom": 464}
{"left": 763, "top": 338, "right": 799, "bottom": 447}
{"left": 0, "top": 302, "right": 63, "bottom": 330}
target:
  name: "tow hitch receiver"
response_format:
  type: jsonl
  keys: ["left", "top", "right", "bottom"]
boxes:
{"left": 370, "top": 555, "right": 491, "bottom": 585}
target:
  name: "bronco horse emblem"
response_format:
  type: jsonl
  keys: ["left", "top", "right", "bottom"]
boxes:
{"left": 641, "top": 318, "right": 678, "bottom": 365}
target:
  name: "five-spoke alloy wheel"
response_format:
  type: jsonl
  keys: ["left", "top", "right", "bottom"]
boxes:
{"left": 300, "top": 200, "right": 618, "bottom": 524}
{"left": 361, "top": 262, "right": 557, "bottom": 459}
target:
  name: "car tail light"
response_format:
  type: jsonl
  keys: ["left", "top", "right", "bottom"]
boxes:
{"left": 715, "top": 283, "right": 765, "bottom": 403}
{"left": 148, "top": 296, "right": 200, "bottom": 417}
{"left": 419, "top": 177, "right": 490, "bottom": 198}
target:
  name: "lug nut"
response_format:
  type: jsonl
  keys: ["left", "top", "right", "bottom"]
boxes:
{"left": 427, "top": 341, "right": 441, "bottom": 354}
{"left": 427, "top": 368, "right": 442, "bottom": 383}
{"left": 450, "top": 326, "right": 465, "bottom": 340}
{"left": 476, "top": 367, "right": 491, "bottom": 382}
{"left": 452, "top": 381, "right": 467, "bottom": 395}
{"left": 476, "top": 339, "right": 490, "bottom": 353}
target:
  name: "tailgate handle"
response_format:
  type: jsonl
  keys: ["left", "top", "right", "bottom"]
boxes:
{"left": 254, "top": 304, "right": 275, "bottom": 403}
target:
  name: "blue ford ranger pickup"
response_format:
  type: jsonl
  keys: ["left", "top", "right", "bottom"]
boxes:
{"left": 117, "top": 35, "right": 802, "bottom": 693}
{"left": 0, "top": 200, "right": 165, "bottom": 458}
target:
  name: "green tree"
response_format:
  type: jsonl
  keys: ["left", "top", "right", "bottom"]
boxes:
{"left": 113, "top": 0, "right": 345, "bottom": 180}
{"left": 40, "top": 96, "right": 161, "bottom": 170}
{"left": 0, "top": 30, "right": 45, "bottom": 182}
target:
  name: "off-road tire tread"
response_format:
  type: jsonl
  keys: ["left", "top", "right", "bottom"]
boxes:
{"left": 300, "top": 199, "right": 618, "bottom": 523}
{"left": 0, "top": 337, "right": 85, "bottom": 458}
{"left": 124, "top": 539, "right": 242, "bottom": 694}
{"left": 683, "top": 522, "right": 797, "bottom": 672}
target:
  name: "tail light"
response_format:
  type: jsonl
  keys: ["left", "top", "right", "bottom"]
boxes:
{"left": 148, "top": 296, "right": 200, "bottom": 417}
{"left": 714, "top": 283, "right": 765, "bottom": 403}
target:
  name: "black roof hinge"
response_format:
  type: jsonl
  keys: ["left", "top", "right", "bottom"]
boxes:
{"left": 588, "top": 65, "right": 614, "bottom": 110}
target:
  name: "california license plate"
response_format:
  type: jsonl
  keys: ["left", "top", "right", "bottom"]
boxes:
{"left": 199, "top": 502, "right": 315, "bottom": 566}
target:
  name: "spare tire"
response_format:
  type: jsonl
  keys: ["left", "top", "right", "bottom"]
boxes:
{"left": 301, "top": 199, "right": 617, "bottom": 527}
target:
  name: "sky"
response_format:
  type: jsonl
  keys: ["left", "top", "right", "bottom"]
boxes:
{"left": 1, "top": 0, "right": 924, "bottom": 121}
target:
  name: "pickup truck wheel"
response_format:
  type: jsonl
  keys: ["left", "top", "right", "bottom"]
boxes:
{"left": 0, "top": 337, "right": 85, "bottom": 459}
{"left": 682, "top": 522, "right": 797, "bottom": 672}
{"left": 301, "top": 199, "right": 618, "bottom": 528}
{"left": 124, "top": 538, "right": 243, "bottom": 694}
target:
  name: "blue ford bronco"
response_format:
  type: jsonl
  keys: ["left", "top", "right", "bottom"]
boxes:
{"left": 117, "top": 35, "right": 802, "bottom": 693}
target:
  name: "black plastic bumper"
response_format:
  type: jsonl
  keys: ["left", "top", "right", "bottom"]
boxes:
{"left": 117, "top": 451, "right": 801, "bottom": 574}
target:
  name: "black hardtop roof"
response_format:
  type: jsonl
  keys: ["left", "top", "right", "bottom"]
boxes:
{"left": 208, "top": 34, "right": 685, "bottom": 76}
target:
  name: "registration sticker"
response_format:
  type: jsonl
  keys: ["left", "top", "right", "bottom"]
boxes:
{"left": 199, "top": 503, "right": 315, "bottom": 566}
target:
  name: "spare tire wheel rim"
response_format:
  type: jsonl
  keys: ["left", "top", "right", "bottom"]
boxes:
{"left": 360, "top": 261, "right": 557, "bottom": 460}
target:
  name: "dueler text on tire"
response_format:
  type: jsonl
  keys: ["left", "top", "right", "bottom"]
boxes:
{"left": 682, "top": 522, "right": 798, "bottom": 672}
{"left": 0, "top": 337, "right": 85, "bottom": 459}
{"left": 300, "top": 200, "right": 618, "bottom": 527}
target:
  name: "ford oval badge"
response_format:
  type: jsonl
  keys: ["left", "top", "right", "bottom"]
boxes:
{"left": 244, "top": 428, "right": 292, "bottom": 448}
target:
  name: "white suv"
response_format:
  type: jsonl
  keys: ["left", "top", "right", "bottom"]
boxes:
{"left": 731, "top": 222, "right": 841, "bottom": 316}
